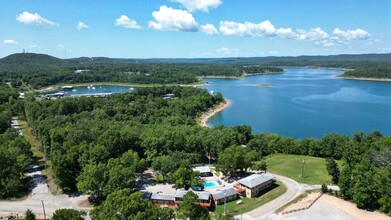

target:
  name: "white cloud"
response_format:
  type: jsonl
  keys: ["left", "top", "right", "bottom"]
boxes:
{"left": 200, "top": 24, "right": 219, "bottom": 35}
{"left": 269, "top": 50, "right": 278, "bottom": 54}
{"left": 216, "top": 47, "right": 239, "bottom": 55}
{"left": 149, "top": 6, "right": 198, "bottom": 32}
{"left": 115, "top": 15, "right": 142, "bottom": 29}
{"left": 16, "top": 11, "right": 57, "bottom": 25}
{"left": 296, "top": 27, "right": 329, "bottom": 41}
{"left": 332, "top": 28, "right": 370, "bottom": 41}
{"left": 56, "top": 44, "right": 64, "bottom": 50}
{"left": 216, "top": 47, "right": 229, "bottom": 53}
{"left": 276, "top": 28, "right": 296, "bottom": 39}
{"left": 3, "top": 39, "right": 17, "bottom": 44}
{"left": 219, "top": 20, "right": 277, "bottom": 37}
{"left": 77, "top": 21, "right": 89, "bottom": 30}
{"left": 171, "top": 0, "right": 222, "bottom": 12}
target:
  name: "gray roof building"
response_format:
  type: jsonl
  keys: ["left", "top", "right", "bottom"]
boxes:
{"left": 150, "top": 192, "right": 175, "bottom": 201}
{"left": 174, "top": 190, "right": 210, "bottom": 201}
{"left": 237, "top": 174, "right": 274, "bottom": 189}
{"left": 211, "top": 187, "right": 238, "bottom": 200}
{"left": 192, "top": 166, "right": 211, "bottom": 174}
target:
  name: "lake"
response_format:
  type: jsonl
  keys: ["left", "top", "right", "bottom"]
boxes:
{"left": 45, "top": 68, "right": 391, "bottom": 138}
{"left": 200, "top": 68, "right": 391, "bottom": 138}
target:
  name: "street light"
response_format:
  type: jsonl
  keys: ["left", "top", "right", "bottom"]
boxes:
{"left": 41, "top": 200, "right": 46, "bottom": 220}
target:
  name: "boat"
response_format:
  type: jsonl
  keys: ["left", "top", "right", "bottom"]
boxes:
{"left": 61, "top": 86, "right": 73, "bottom": 90}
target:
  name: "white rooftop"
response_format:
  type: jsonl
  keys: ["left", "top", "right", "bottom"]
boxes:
{"left": 211, "top": 187, "right": 238, "bottom": 200}
{"left": 237, "top": 174, "right": 274, "bottom": 189}
{"left": 192, "top": 166, "right": 211, "bottom": 173}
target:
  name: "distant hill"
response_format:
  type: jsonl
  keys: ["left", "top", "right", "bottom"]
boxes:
{"left": 0, "top": 53, "right": 68, "bottom": 70}
{"left": 1, "top": 52, "right": 390, "bottom": 89}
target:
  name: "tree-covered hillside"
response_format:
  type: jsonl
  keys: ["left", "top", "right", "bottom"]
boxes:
{"left": 0, "top": 53, "right": 283, "bottom": 89}
{"left": 341, "top": 68, "right": 391, "bottom": 79}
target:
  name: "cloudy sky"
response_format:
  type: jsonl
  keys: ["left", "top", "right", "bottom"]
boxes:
{"left": 0, "top": 0, "right": 390, "bottom": 58}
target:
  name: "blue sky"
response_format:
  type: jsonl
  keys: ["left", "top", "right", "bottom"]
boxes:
{"left": 0, "top": 0, "right": 390, "bottom": 58}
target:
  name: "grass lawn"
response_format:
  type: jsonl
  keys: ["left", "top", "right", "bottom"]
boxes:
{"left": 212, "top": 180, "right": 287, "bottom": 216}
{"left": 265, "top": 154, "right": 342, "bottom": 185}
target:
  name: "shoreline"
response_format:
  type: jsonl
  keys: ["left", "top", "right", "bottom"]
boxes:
{"left": 199, "top": 99, "right": 231, "bottom": 127}
{"left": 336, "top": 76, "right": 391, "bottom": 82}
{"left": 35, "top": 82, "right": 207, "bottom": 93}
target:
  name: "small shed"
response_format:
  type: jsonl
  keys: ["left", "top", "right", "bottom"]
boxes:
{"left": 192, "top": 166, "right": 213, "bottom": 177}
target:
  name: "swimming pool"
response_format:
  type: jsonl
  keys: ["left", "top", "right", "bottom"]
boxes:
{"left": 204, "top": 181, "right": 218, "bottom": 188}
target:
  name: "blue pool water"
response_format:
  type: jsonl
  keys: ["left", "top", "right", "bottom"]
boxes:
{"left": 204, "top": 181, "right": 218, "bottom": 188}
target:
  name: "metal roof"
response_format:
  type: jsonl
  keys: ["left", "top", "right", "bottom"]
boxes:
{"left": 237, "top": 174, "right": 274, "bottom": 189}
{"left": 150, "top": 192, "right": 175, "bottom": 201}
{"left": 194, "top": 191, "right": 211, "bottom": 201}
{"left": 174, "top": 190, "right": 210, "bottom": 201}
{"left": 211, "top": 187, "right": 238, "bottom": 200}
{"left": 192, "top": 166, "right": 211, "bottom": 173}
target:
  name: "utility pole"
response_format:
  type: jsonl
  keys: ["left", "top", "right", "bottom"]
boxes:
{"left": 41, "top": 200, "right": 46, "bottom": 220}
{"left": 224, "top": 189, "right": 227, "bottom": 215}
{"left": 302, "top": 159, "right": 305, "bottom": 178}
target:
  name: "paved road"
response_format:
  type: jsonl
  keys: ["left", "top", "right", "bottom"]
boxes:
{"left": 0, "top": 164, "right": 90, "bottom": 219}
{"left": 238, "top": 173, "right": 304, "bottom": 220}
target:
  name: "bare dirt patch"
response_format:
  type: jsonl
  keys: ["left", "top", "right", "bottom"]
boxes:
{"left": 320, "top": 194, "right": 390, "bottom": 220}
{"left": 278, "top": 192, "right": 321, "bottom": 214}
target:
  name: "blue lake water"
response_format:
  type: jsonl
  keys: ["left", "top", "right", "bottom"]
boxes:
{"left": 200, "top": 68, "right": 391, "bottom": 138}
{"left": 45, "top": 68, "right": 391, "bottom": 138}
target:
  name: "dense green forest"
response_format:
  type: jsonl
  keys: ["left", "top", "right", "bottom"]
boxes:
{"left": 0, "top": 53, "right": 283, "bottom": 89}
{"left": 341, "top": 67, "right": 391, "bottom": 79}
{"left": 0, "top": 50, "right": 390, "bottom": 218}
{"left": 16, "top": 86, "right": 391, "bottom": 217}
{"left": 0, "top": 83, "right": 32, "bottom": 199}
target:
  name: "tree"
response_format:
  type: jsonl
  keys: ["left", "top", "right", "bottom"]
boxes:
{"left": 217, "top": 145, "right": 254, "bottom": 175}
{"left": 24, "top": 209, "right": 36, "bottom": 220}
{"left": 171, "top": 166, "right": 202, "bottom": 190}
{"left": 176, "top": 191, "right": 210, "bottom": 220}
{"left": 325, "top": 158, "right": 340, "bottom": 184}
{"left": 90, "top": 189, "right": 174, "bottom": 220}
{"left": 77, "top": 162, "right": 109, "bottom": 202}
{"left": 52, "top": 209, "right": 86, "bottom": 220}
{"left": 252, "top": 160, "right": 267, "bottom": 173}
{"left": 352, "top": 163, "right": 379, "bottom": 210}
{"left": 375, "top": 166, "right": 391, "bottom": 215}
{"left": 338, "top": 166, "right": 354, "bottom": 199}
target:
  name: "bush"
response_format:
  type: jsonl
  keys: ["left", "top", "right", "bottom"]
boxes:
{"left": 321, "top": 183, "right": 328, "bottom": 193}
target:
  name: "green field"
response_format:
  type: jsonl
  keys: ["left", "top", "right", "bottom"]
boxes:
{"left": 265, "top": 154, "right": 341, "bottom": 185}
{"left": 213, "top": 180, "right": 287, "bottom": 216}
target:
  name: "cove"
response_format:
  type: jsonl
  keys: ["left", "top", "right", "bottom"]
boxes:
{"left": 200, "top": 68, "right": 391, "bottom": 138}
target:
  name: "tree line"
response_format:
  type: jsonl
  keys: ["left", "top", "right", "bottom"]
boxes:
{"left": 0, "top": 83, "right": 32, "bottom": 199}
{"left": 0, "top": 53, "right": 283, "bottom": 89}
{"left": 341, "top": 67, "right": 391, "bottom": 79}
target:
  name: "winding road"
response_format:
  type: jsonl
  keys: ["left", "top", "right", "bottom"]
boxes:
{"left": 238, "top": 173, "right": 304, "bottom": 220}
